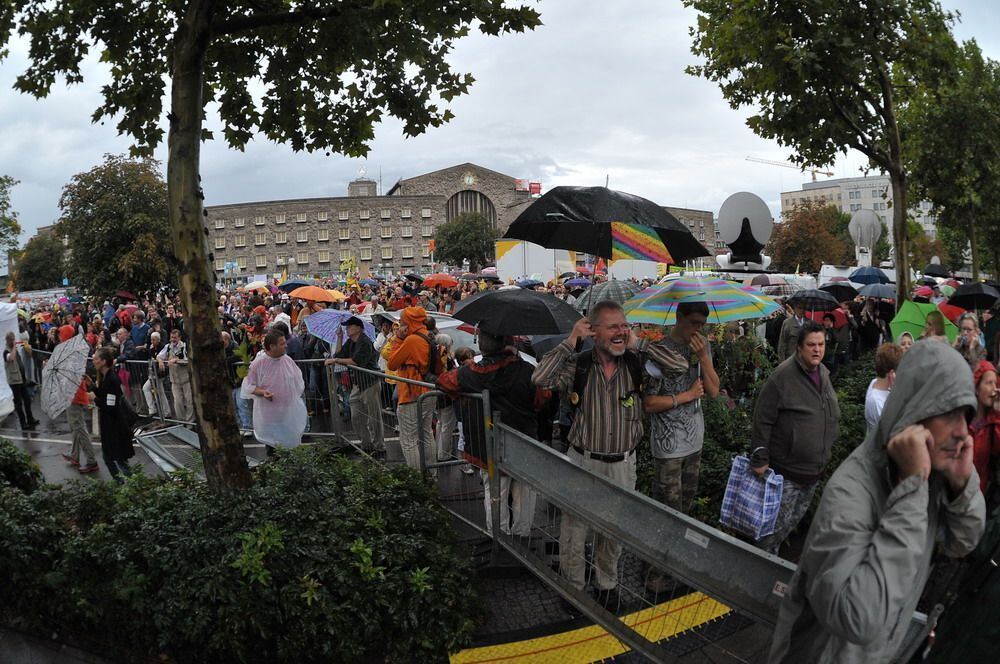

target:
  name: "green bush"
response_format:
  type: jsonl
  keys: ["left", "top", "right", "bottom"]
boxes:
{"left": 0, "top": 437, "right": 42, "bottom": 493}
{"left": 0, "top": 446, "right": 477, "bottom": 663}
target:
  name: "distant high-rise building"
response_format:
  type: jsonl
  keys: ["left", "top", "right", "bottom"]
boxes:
{"left": 780, "top": 175, "right": 937, "bottom": 241}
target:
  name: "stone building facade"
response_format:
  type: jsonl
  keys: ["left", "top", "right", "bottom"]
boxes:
{"left": 205, "top": 162, "right": 531, "bottom": 280}
{"left": 204, "top": 162, "right": 717, "bottom": 280}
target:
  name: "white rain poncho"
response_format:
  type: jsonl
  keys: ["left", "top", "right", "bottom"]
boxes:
{"left": 240, "top": 351, "right": 307, "bottom": 448}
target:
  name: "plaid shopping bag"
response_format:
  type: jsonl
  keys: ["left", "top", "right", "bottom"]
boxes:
{"left": 719, "top": 455, "right": 783, "bottom": 540}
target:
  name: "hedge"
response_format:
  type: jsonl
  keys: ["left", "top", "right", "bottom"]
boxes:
{"left": 0, "top": 441, "right": 477, "bottom": 663}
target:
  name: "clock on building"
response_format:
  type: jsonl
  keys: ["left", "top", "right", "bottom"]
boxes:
{"left": 462, "top": 172, "right": 476, "bottom": 186}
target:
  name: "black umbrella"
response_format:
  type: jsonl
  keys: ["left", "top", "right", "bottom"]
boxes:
{"left": 949, "top": 283, "right": 1000, "bottom": 311}
{"left": 558, "top": 271, "right": 577, "bottom": 279}
{"left": 819, "top": 282, "right": 858, "bottom": 303}
{"left": 530, "top": 333, "right": 593, "bottom": 359}
{"left": 917, "top": 276, "right": 938, "bottom": 286}
{"left": 504, "top": 186, "right": 710, "bottom": 263}
{"left": 786, "top": 289, "right": 840, "bottom": 312}
{"left": 277, "top": 278, "right": 312, "bottom": 293}
{"left": 923, "top": 263, "right": 950, "bottom": 278}
{"left": 858, "top": 283, "right": 896, "bottom": 300}
{"left": 454, "top": 289, "right": 582, "bottom": 335}
{"left": 404, "top": 273, "right": 423, "bottom": 283}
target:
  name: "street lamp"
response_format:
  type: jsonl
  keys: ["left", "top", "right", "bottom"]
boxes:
{"left": 287, "top": 257, "right": 296, "bottom": 278}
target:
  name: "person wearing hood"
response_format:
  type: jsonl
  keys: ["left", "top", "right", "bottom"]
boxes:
{"left": 387, "top": 306, "right": 437, "bottom": 474}
{"left": 769, "top": 340, "right": 986, "bottom": 663}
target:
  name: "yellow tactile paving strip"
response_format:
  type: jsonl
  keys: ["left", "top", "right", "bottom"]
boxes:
{"left": 451, "top": 592, "right": 731, "bottom": 664}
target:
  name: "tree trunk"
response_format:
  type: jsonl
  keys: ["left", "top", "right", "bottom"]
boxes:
{"left": 890, "top": 171, "right": 911, "bottom": 307}
{"left": 168, "top": 0, "right": 252, "bottom": 489}
{"left": 968, "top": 216, "right": 979, "bottom": 280}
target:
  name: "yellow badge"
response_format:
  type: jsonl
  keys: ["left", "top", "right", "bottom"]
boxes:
{"left": 570, "top": 392, "right": 580, "bottom": 406}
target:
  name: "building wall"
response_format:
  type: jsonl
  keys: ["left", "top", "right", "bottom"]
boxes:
{"left": 780, "top": 175, "right": 938, "bottom": 240}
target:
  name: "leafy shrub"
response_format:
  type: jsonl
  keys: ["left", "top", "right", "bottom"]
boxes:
{"left": 0, "top": 445, "right": 477, "bottom": 663}
{"left": 0, "top": 437, "right": 42, "bottom": 493}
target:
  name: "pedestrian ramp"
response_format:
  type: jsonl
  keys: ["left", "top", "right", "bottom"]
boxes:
{"left": 450, "top": 591, "right": 732, "bottom": 663}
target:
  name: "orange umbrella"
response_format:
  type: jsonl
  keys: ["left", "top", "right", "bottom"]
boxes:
{"left": 290, "top": 285, "right": 337, "bottom": 303}
{"left": 326, "top": 289, "right": 347, "bottom": 302}
{"left": 423, "top": 273, "right": 459, "bottom": 288}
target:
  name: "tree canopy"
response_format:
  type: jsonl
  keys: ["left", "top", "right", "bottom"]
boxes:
{"left": 902, "top": 39, "right": 1000, "bottom": 279}
{"left": 0, "top": 0, "right": 540, "bottom": 489}
{"left": 434, "top": 212, "right": 497, "bottom": 270}
{"left": 14, "top": 232, "right": 65, "bottom": 291}
{"left": 0, "top": 175, "right": 24, "bottom": 267}
{"left": 767, "top": 202, "right": 850, "bottom": 274}
{"left": 684, "top": 0, "right": 959, "bottom": 302}
{"left": 56, "top": 155, "right": 174, "bottom": 298}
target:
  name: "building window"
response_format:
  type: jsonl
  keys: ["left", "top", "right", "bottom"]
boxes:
{"left": 255, "top": 255, "right": 267, "bottom": 268}
{"left": 401, "top": 225, "right": 413, "bottom": 238}
{"left": 214, "top": 237, "right": 226, "bottom": 249}
{"left": 296, "top": 213, "right": 307, "bottom": 223}
{"left": 421, "top": 208, "right": 432, "bottom": 218}
{"left": 254, "top": 216, "right": 265, "bottom": 226}
{"left": 214, "top": 218, "right": 225, "bottom": 230}
{"left": 359, "top": 209, "right": 370, "bottom": 220}
{"left": 338, "top": 210, "right": 349, "bottom": 221}
{"left": 339, "top": 250, "right": 351, "bottom": 262}
{"left": 381, "top": 246, "right": 393, "bottom": 260}
{"left": 274, "top": 231, "right": 287, "bottom": 244}
{"left": 698, "top": 231, "right": 705, "bottom": 241}
{"left": 296, "top": 251, "right": 309, "bottom": 265}
{"left": 380, "top": 208, "right": 391, "bottom": 219}
{"left": 275, "top": 213, "right": 286, "bottom": 224}
{"left": 317, "top": 211, "right": 328, "bottom": 221}
{"left": 234, "top": 234, "right": 246, "bottom": 248}
{"left": 297, "top": 230, "right": 309, "bottom": 243}
{"left": 317, "top": 229, "right": 329, "bottom": 242}
{"left": 401, "top": 208, "right": 412, "bottom": 219}
{"left": 401, "top": 245, "right": 414, "bottom": 259}
{"left": 359, "top": 247, "right": 372, "bottom": 261}
{"left": 421, "top": 225, "right": 433, "bottom": 237}
{"left": 318, "top": 250, "right": 330, "bottom": 264}
{"left": 215, "top": 258, "right": 225, "bottom": 271}
{"left": 359, "top": 227, "right": 372, "bottom": 239}
{"left": 254, "top": 232, "right": 266, "bottom": 246}
{"left": 237, "top": 256, "right": 247, "bottom": 269}
{"left": 234, "top": 217, "right": 246, "bottom": 228}
{"left": 849, "top": 203, "right": 862, "bottom": 212}
{"left": 380, "top": 226, "right": 392, "bottom": 239}
{"left": 339, "top": 228, "right": 350, "bottom": 241}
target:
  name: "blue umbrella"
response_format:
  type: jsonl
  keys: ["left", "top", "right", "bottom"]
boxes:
{"left": 849, "top": 266, "right": 890, "bottom": 285}
{"left": 304, "top": 309, "right": 377, "bottom": 344}
{"left": 359, "top": 278, "right": 379, "bottom": 286}
{"left": 518, "top": 279, "right": 544, "bottom": 289}
{"left": 277, "top": 278, "right": 312, "bottom": 293}
{"left": 564, "top": 277, "right": 591, "bottom": 287}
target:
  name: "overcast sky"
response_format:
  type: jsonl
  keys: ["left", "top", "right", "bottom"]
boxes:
{"left": 1, "top": 0, "right": 998, "bottom": 244}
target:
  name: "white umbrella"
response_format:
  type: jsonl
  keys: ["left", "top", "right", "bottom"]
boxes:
{"left": 244, "top": 280, "right": 269, "bottom": 291}
{"left": 40, "top": 333, "right": 90, "bottom": 420}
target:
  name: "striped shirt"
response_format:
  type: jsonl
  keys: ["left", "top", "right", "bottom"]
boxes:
{"left": 532, "top": 339, "right": 686, "bottom": 455}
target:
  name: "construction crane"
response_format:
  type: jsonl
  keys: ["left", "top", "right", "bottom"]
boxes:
{"left": 746, "top": 156, "right": 834, "bottom": 181}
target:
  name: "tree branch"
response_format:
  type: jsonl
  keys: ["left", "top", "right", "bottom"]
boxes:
{"left": 212, "top": 5, "right": 351, "bottom": 37}
{"left": 823, "top": 88, "right": 890, "bottom": 167}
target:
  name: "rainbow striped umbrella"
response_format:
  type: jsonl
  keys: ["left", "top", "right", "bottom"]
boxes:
{"left": 623, "top": 278, "right": 780, "bottom": 325}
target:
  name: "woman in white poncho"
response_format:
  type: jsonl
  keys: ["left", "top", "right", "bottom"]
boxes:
{"left": 240, "top": 328, "right": 307, "bottom": 453}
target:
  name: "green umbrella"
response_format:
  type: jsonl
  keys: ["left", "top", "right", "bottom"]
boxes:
{"left": 939, "top": 284, "right": 956, "bottom": 298}
{"left": 889, "top": 300, "right": 958, "bottom": 344}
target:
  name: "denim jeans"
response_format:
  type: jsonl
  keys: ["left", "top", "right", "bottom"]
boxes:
{"left": 233, "top": 387, "right": 253, "bottom": 429}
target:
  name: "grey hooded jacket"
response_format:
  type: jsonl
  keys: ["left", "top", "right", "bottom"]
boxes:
{"left": 769, "top": 341, "right": 986, "bottom": 663}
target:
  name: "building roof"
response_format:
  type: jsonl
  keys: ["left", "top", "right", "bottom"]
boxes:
{"left": 385, "top": 162, "right": 517, "bottom": 195}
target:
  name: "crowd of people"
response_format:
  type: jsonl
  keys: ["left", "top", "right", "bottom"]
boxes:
{"left": 12, "top": 269, "right": 1000, "bottom": 660}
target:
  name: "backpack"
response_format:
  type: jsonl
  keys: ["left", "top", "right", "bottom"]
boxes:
{"left": 414, "top": 332, "right": 445, "bottom": 383}
{"left": 567, "top": 350, "right": 643, "bottom": 423}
